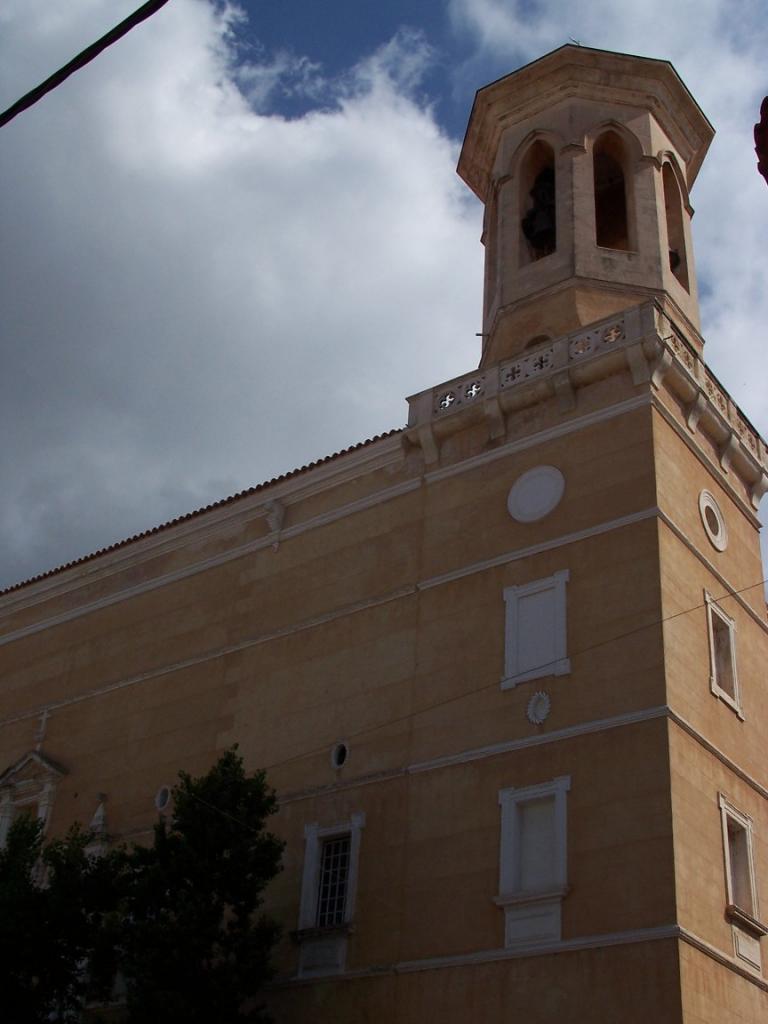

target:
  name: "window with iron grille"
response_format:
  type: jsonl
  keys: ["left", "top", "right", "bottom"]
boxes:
{"left": 297, "top": 813, "right": 365, "bottom": 976}
{"left": 316, "top": 834, "right": 350, "bottom": 928}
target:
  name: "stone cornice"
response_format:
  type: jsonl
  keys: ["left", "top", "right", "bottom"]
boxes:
{"left": 650, "top": 314, "right": 768, "bottom": 510}
{"left": 0, "top": 433, "right": 404, "bottom": 616}
{"left": 0, "top": 391, "right": 651, "bottom": 632}
{"left": 459, "top": 45, "right": 713, "bottom": 201}
{"left": 273, "top": 923, "right": 767, "bottom": 990}
{"left": 405, "top": 301, "right": 768, "bottom": 517}
{"left": 2, "top": 305, "right": 763, "bottom": 637}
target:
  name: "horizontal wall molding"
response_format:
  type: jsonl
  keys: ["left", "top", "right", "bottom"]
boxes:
{"left": 668, "top": 709, "right": 768, "bottom": 802}
{"left": 395, "top": 923, "right": 679, "bottom": 975}
{"left": 657, "top": 509, "right": 768, "bottom": 637}
{"left": 0, "top": 501, "right": 660, "bottom": 652}
{"left": 0, "top": 479, "right": 421, "bottom": 648}
{"left": 0, "top": 506, "right": 663, "bottom": 731}
{"left": 424, "top": 392, "right": 651, "bottom": 486}
{"left": 419, "top": 506, "right": 658, "bottom": 592}
{"left": 0, "top": 585, "right": 417, "bottom": 728}
{"left": 274, "top": 923, "right": 768, "bottom": 992}
{"left": 278, "top": 704, "right": 768, "bottom": 808}
{"left": 651, "top": 398, "right": 762, "bottom": 527}
{"left": 406, "top": 705, "right": 667, "bottom": 775}
{"left": 277, "top": 704, "right": 768, "bottom": 814}
{"left": 0, "top": 435, "right": 407, "bottom": 614}
{"left": 0, "top": 393, "right": 653, "bottom": 642}
{"left": 679, "top": 925, "right": 768, "bottom": 992}
{"left": 279, "top": 706, "right": 668, "bottom": 805}
{"left": 275, "top": 923, "right": 680, "bottom": 986}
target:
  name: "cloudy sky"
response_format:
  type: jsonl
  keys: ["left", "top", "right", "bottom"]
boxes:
{"left": 1, "top": 0, "right": 766, "bottom": 591}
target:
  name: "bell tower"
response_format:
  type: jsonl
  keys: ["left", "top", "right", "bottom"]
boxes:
{"left": 400, "top": 44, "right": 768, "bottom": 1024}
{"left": 458, "top": 45, "right": 713, "bottom": 368}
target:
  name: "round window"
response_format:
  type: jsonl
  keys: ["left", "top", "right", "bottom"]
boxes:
{"left": 331, "top": 742, "right": 348, "bottom": 770}
{"left": 698, "top": 490, "right": 727, "bottom": 551}
{"left": 154, "top": 785, "right": 171, "bottom": 812}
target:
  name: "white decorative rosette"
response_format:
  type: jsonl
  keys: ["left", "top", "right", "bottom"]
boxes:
{"left": 526, "top": 691, "right": 551, "bottom": 725}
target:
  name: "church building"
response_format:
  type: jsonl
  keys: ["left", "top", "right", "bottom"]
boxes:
{"left": 1, "top": 45, "right": 767, "bottom": 1022}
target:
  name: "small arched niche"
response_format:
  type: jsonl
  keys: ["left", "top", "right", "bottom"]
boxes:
{"left": 662, "top": 162, "right": 690, "bottom": 292}
{"left": 593, "top": 131, "right": 631, "bottom": 251}
{"left": 519, "top": 141, "right": 556, "bottom": 265}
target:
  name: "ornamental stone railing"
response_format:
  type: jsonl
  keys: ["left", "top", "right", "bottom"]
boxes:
{"left": 428, "top": 315, "right": 627, "bottom": 420}
{"left": 405, "top": 301, "right": 768, "bottom": 506}
{"left": 406, "top": 304, "right": 646, "bottom": 432}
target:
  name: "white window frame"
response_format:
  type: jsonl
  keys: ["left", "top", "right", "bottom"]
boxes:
{"left": 718, "top": 794, "right": 766, "bottom": 970}
{"left": 719, "top": 796, "right": 758, "bottom": 917}
{"left": 0, "top": 789, "right": 47, "bottom": 847}
{"left": 496, "top": 776, "right": 570, "bottom": 948}
{"left": 0, "top": 755, "right": 61, "bottom": 848}
{"left": 296, "top": 812, "right": 365, "bottom": 977}
{"left": 502, "top": 569, "right": 570, "bottom": 689}
{"left": 705, "top": 592, "right": 742, "bottom": 718}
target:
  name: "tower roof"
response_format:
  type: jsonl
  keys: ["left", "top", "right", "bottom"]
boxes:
{"left": 458, "top": 44, "right": 714, "bottom": 203}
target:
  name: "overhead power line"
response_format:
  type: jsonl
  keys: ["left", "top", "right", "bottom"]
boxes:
{"left": 130, "top": 572, "right": 768, "bottom": 836}
{"left": 0, "top": 0, "right": 172, "bottom": 130}
{"left": 261, "top": 575, "right": 768, "bottom": 776}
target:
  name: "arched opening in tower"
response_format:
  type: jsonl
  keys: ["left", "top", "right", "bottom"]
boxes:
{"left": 593, "top": 132, "right": 630, "bottom": 251}
{"left": 662, "top": 163, "right": 690, "bottom": 292}
{"left": 519, "top": 141, "right": 556, "bottom": 264}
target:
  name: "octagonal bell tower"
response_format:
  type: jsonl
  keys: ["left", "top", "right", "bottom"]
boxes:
{"left": 458, "top": 45, "right": 714, "bottom": 368}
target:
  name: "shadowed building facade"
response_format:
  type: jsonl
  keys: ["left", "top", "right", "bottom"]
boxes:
{"left": 1, "top": 45, "right": 767, "bottom": 1023}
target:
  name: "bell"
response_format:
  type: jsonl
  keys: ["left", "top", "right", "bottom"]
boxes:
{"left": 523, "top": 207, "right": 557, "bottom": 253}
{"left": 521, "top": 167, "right": 556, "bottom": 256}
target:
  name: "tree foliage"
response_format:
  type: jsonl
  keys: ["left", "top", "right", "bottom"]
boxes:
{"left": 0, "top": 815, "right": 117, "bottom": 1023}
{"left": 115, "top": 748, "right": 284, "bottom": 1023}
{"left": 0, "top": 748, "right": 284, "bottom": 1024}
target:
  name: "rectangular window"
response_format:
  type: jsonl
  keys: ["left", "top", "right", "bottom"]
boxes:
{"left": 296, "top": 813, "right": 365, "bottom": 977}
{"left": 0, "top": 755, "right": 63, "bottom": 854}
{"left": 720, "top": 796, "right": 757, "bottom": 917}
{"left": 496, "top": 776, "right": 570, "bottom": 948}
{"left": 719, "top": 795, "right": 766, "bottom": 971}
{"left": 316, "top": 835, "right": 351, "bottom": 928}
{"left": 706, "top": 593, "right": 741, "bottom": 716}
{"left": 518, "top": 797, "right": 557, "bottom": 892}
{"left": 727, "top": 817, "right": 753, "bottom": 914}
{"left": 502, "top": 570, "right": 569, "bottom": 689}
{"left": 2, "top": 800, "right": 41, "bottom": 836}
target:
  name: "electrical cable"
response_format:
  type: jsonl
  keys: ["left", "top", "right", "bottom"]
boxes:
{"left": 259, "top": 574, "right": 768, "bottom": 776}
{"left": 0, "top": 0, "right": 172, "bottom": 130}
{"left": 124, "top": 573, "right": 768, "bottom": 834}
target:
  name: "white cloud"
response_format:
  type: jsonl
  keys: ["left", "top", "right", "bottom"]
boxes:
{"left": 234, "top": 51, "right": 326, "bottom": 111}
{"left": 1, "top": 0, "right": 766, "bottom": 590}
{"left": 0, "top": 0, "right": 481, "bottom": 587}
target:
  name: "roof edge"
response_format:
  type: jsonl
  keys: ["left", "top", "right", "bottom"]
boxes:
{"left": 0, "top": 428, "right": 404, "bottom": 600}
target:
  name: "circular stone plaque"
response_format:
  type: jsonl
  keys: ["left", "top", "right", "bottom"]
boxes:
{"left": 698, "top": 490, "right": 727, "bottom": 551}
{"left": 507, "top": 466, "right": 565, "bottom": 523}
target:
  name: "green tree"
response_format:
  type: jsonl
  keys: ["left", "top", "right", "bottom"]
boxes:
{"left": 0, "top": 815, "right": 116, "bottom": 1023}
{"left": 0, "top": 749, "right": 284, "bottom": 1023}
{"left": 114, "top": 747, "right": 284, "bottom": 1024}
